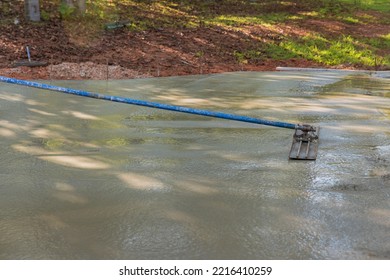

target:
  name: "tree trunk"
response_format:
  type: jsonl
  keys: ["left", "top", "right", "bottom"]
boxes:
{"left": 25, "top": 0, "right": 41, "bottom": 22}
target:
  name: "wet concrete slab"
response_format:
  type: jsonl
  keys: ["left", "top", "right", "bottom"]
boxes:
{"left": 0, "top": 71, "right": 389, "bottom": 259}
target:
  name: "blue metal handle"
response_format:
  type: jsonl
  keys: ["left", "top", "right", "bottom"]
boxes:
{"left": 0, "top": 75, "right": 298, "bottom": 130}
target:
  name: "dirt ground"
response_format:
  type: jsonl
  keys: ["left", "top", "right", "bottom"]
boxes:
{"left": 0, "top": 15, "right": 388, "bottom": 80}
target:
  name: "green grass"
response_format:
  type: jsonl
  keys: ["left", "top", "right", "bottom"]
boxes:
{"left": 364, "top": 33, "right": 390, "bottom": 48}
{"left": 271, "top": 35, "right": 389, "bottom": 67}
{"left": 265, "top": 43, "right": 298, "bottom": 60}
{"left": 205, "top": 12, "right": 298, "bottom": 27}
{"left": 233, "top": 49, "right": 267, "bottom": 64}
{"left": 339, "top": 0, "right": 390, "bottom": 12}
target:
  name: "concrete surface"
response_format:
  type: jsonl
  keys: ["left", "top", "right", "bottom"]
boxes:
{"left": 0, "top": 71, "right": 389, "bottom": 259}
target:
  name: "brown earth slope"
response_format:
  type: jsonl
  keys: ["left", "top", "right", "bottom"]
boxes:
{"left": 1, "top": 1, "right": 389, "bottom": 79}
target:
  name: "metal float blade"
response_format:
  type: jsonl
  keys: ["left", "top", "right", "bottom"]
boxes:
{"left": 289, "top": 125, "right": 320, "bottom": 160}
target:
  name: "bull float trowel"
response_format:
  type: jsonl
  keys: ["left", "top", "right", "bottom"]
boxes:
{"left": 288, "top": 124, "right": 319, "bottom": 160}
{"left": 0, "top": 75, "right": 320, "bottom": 160}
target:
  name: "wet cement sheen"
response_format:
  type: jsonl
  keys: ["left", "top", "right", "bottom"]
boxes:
{"left": 1, "top": 71, "right": 389, "bottom": 259}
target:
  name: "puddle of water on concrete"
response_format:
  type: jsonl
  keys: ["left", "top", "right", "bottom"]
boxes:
{"left": 1, "top": 71, "right": 390, "bottom": 259}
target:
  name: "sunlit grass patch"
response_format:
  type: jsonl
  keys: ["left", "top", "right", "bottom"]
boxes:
{"left": 205, "top": 13, "right": 296, "bottom": 27}
{"left": 364, "top": 33, "right": 390, "bottom": 49}
{"left": 339, "top": 0, "right": 390, "bottom": 12}
{"left": 276, "top": 35, "right": 387, "bottom": 67}
{"left": 265, "top": 43, "right": 298, "bottom": 60}
{"left": 342, "top": 15, "right": 360, "bottom": 24}
{"left": 233, "top": 49, "right": 267, "bottom": 64}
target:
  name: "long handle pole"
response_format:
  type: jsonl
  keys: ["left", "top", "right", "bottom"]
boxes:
{"left": 0, "top": 76, "right": 298, "bottom": 130}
